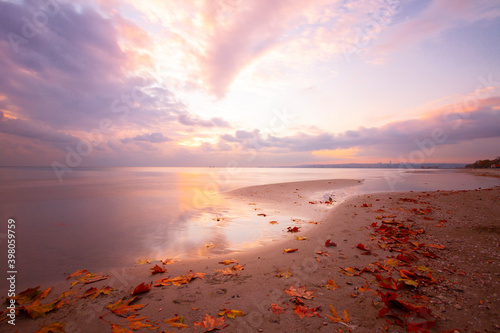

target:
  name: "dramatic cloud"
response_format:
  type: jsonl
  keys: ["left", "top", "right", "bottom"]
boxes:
{"left": 122, "top": 132, "right": 171, "bottom": 144}
{"left": 0, "top": 117, "right": 79, "bottom": 145}
{"left": 178, "top": 113, "right": 230, "bottom": 128}
{"left": 0, "top": 1, "right": 498, "bottom": 166}
{"left": 221, "top": 97, "right": 500, "bottom": 155}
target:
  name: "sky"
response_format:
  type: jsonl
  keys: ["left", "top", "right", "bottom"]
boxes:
{"left": 0, "top": 0, "right": 499, "bottom": 168}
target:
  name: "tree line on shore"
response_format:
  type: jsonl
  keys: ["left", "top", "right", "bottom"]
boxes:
{"left": 465, "top": 156, "right": 500, "bottom": 169}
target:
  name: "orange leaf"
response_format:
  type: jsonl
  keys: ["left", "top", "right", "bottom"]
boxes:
{"left": 165, "top": 316, "right": 189, "bottom": 329}
{"left": 66, "top": 269, "right": 89, "bottom": 280}
{"left": 193, "top": 314, "right": 227, "bottom": 330}
{"left": 324, "top": 279, "right": 338, "bottom": 290}
{"left": 154, "top": 271, "right": 205, "bottom": 287}
{"left": 14, "top": 286, "right": 43, "bottom": 305}
{"left": 374, "top": 274, "right": 398, "bottom": 290}
{"left": 231, "top": 264, "right": 245, "bottom": 271}
{"left": 81, "top": 286, "right": 114, "bottom": 300}
{"left": 316, "top": 250, "right": 331, "bottom": 257}
{"left": 161, "top": 258, "right": 178, "bottom": 265}
{"left": 218, "top": 308, "right": 245, "bottom": 319}
{"left": 276, "top": 268, "right": 292, "bottom": 278}
{"left": 284, "top": 285, "right": 315, "bottom": 299}
{"left": 131, "top": 282, "right": 152, "bottom": 295}
{"left": 293, "top": 305, "right": 321, "bottom": 319}
{"left": 106, "top": 296, "right": 146, "bottom": 316}
{"left": 283, "top": 248, "right": 298, "bottom": 253}
{"left": 218, "top": 259, "right": 237, "bottom": 265}
{"left": 150, "top": 264, "right": 166, "bottom": 274}
{"left": 269, "top": 220, "right": 278, "bottom": 224}
{"left": 271, "top": 303, "right": 286, "bottom": 314}
{"left": 23, "top": 301, "right": 56, "bottom": 319}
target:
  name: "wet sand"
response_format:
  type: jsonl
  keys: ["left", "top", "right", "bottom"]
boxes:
{"left": 3, "top": 173, "right": 500, "bottom": 332}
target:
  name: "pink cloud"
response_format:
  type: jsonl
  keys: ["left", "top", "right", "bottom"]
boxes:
{"left": 199, "top": 0, "right": 312, "bottom": 98}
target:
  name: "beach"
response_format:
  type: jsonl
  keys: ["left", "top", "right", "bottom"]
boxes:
{"left": 3, "top": 171, "right": 500, "bottom": 332}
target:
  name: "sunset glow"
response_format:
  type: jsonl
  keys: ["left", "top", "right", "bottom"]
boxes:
{"left": 0, "top": 0, "right": 499, "bottom": 167}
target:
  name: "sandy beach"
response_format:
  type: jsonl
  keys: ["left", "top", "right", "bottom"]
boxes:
{"left": 3, "top": 172, "right": 500, "bottom": 332}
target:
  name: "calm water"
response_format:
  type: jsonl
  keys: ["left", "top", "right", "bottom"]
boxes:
{"left": 0, "top": 167, "right": 498, "bottom": 288}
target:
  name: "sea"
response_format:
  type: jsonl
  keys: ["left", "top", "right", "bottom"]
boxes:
{"left": 0, "top": 166, "right": 498, "bottom": 289}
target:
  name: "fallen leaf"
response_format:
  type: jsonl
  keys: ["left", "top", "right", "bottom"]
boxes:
{"left": 325, "top": 239, "right": 337, "bottom": 247}
{"left": 165, "top": 316, "right": 188, "bottom": 329}
{"left": 326, "top": 305, "right": 349, "bottom": 323}
{"left": 295, "top": 236, "right": 307, "bottom": 240}
{"left": 324, "top": 279, "right": 338, "bottom": 290}
{"left": 316, "top": 250, "right": 331, "bottom": 257}
{"left": 283, "top": 248, "right": 298, "bottom": 253}
{"left": 287, "top": 226, "right": 301, "bottom": 233}
{"left": 257, "top": 213, "right": 267, "bottom": 217}
{"left": 154, "top": 271, "right": 206, "bottom": 287}
{"left": 231, "top": 264, "right": 244, "bottom": 271}
{"left": 293, "top": 305, "right": 321, "bottom": 319}
{"left": 81, "top": 286, "right": 114, "bottom": 300}
{"left": 276, "top": 268, "right": 292, "bottom": 278}
{"left": 106, "top": 296, "right": 146, "bottom": 316}
{"left": 110, "top": 324, "right": 132, "bottom": 333}
{"left": 150, "top": 264, "right": 167, "bottom": 274}
{"left": 269, "top": 221, "right": 279, "bottom": 225}
{"left": 13, "top": 286, "right": 44, "bottom": 305}
{"left": 23, "top": 301, "right": 56, "bottom": 319}
{"left": 218, "top": 260, "right": 237, "bottom": 265}
{"left": 340, "top": 267, "right": 359, "bottom": 276}
{"left": 66, "top": 269, "right": 89, "bottom": 280}
{"left": 374, "top": 274, "right": 398, "bottom": 290}
{"left": 218, "top": 308, "right": 245, "bottom": 319}
{"left": 361, "top": 203, "right": 372, "bottom": 207}
{"left": 271, "top": 303, "right": 286, "bottom": 314}
{"left": 399, "top": 279, "right": 419, "bottom": 288}
{"left": 34, "top": 322, "right": 65, "bottom": 333}
{"left": 126, "top": 315, "right": 160, "bottom": 330}
{"left": 136, "top": 259, "right": 154, "bottom": 265}
{"left": 193, "top": 314, "right": 227, "bottom": 331}
{"left": 356, "top": 243, "right": 372, "bottom": 252}
{"left": 131, "top": 282, "right": 152, "bottom": 295}
{"left": 161, "top": 258, "right": 179, "bottom": 265}
{"left": 284, "top": 285, "right": 315, "bottom": 299}
{"left": 69, "top": 272, "right": 109, "bottom": 287}
{"left": 215, "top": 268, "right": 237, "bottom": 277}
{"left": 426, "top": 243, "right": 446, "bottom": 250}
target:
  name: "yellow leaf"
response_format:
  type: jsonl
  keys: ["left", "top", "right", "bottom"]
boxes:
{"left": 399, "top": 278, "right": 419, "bottom": 287}
{"left": 295, "top": 236, "right": 307, "bottom": 240}
{"left": 218, "top": 308, "right": 245, "bottom": 319}
{"left": 324, "top": 279, "right": 338, "bottom": 290}
{"left": 24, "top": 301, "right": 56, "bottom": 319}
{"left": 136, "top": 258, "right": 154, "bottom": 265}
